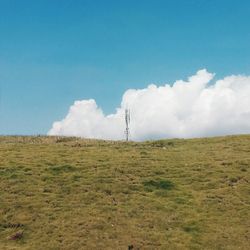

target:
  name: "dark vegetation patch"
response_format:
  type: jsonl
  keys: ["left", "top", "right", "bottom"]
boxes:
{"left": 0, "top": 167, "right": 24, "bottom": 179}
{"left": 0, "top": 168, "right": 16, "bottom": 176}
{"left": 47, "top": 164, "right": 77, "bottom": 174}
{"left": 72, "top": 174, "right": 82, "bottom": 181}
{"left": 182, "top": 222, "right": 200, "bottom": 234}
{"left": 240, "top": 167, "right": 247, "bottom": 172}
{"left": 143, "top": 179, "right": 174, "bottom": 191}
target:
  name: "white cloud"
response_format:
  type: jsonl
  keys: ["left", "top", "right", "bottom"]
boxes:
{"left": 48, "top": 69, "right": 250, "bottom": 140}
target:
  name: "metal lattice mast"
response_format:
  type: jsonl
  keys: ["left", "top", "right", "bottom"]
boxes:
{"left": 125, "top": 108, "right": 130, "bottom": 141}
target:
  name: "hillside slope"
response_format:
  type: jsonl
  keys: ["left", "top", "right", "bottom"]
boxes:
{"left": 0, "top": 135, "right": 249, "bottom": 249}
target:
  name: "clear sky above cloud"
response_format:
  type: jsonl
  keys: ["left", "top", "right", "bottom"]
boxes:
{"left": 1, "top": 0, "right": 250, "bottom": 137}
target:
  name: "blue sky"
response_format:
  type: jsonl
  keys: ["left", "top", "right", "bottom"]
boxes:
{"left": 1, "top": 0, "right": 250, "bottom": 135}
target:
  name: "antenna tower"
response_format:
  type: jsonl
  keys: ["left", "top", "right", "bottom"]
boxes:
{"left": 125, "top": 108, "right": 130, "bottom": 141}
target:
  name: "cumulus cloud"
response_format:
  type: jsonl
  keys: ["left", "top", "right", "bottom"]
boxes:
{"left": 48, "top": 69, "right": 250, "bottom": 140}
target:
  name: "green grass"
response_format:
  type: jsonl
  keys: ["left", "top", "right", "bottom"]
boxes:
{"left": 0, "top": 135, "right": 249, "bottom": 249}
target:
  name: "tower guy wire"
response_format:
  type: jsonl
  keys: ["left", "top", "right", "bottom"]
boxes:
{"left": 125, "top": 108, "right": 130, "bottom": 141}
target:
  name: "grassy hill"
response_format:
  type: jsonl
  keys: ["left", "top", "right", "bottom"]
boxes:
{"left": 0, "top": 135, "right": 249, "bottom": 249}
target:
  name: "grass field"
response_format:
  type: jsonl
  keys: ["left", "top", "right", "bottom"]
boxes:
{"left": 0, "top": 135, "right": 249, "bottom": 249}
